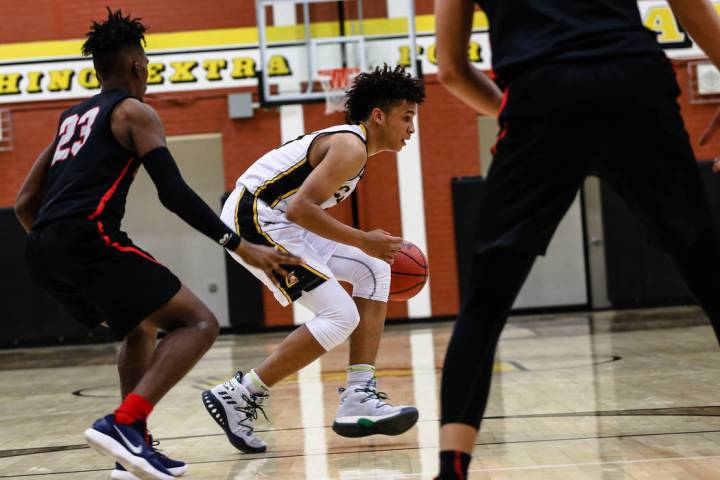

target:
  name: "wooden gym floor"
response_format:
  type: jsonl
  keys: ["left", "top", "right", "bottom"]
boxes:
{"left": 1, "top": 306, "right": 719, "bottom": 479}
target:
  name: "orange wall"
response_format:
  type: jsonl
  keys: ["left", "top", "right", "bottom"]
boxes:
{"left": 0, "top": 1, "right": 437, "bottom": 45}
{"left": 2, "top": 2, "right": 719, "bottom": 325}
{"left": 0, "top": 2, "right": 260, "bottom": 44}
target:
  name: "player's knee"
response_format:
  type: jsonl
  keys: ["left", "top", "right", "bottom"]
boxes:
{"left": 194, "top": 309, "right": 220, "bottom": 344}
{"left": 329, "top": 293, "right": 360, "bottom": 337}
{"left": 353, "top": 256, "right": 391, "bottom": 301}
{"left": 307, "top": 293, "right": 360, "bottom": 350}
{"left": 373, "top": 257, "right": 391, "bottom": 298}
{"left": 343, "top": 297, "right": 361, "bottom": 332}
{"left": 127, "top": 322, "right": 157, "bottom": 344}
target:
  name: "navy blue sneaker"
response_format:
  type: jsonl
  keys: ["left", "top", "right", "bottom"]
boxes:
{"left": 111, "top": 435, "right": 187, "bottom": 479}
{"left": 84, "top": 414, "right": 174, "bottom": 480}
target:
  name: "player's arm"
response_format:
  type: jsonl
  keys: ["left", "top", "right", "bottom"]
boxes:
{"left": 14, "top": 140, "right": 55, "bottom": 232}
{"left": 286, "top": 134, "right": 402, "bottom": 263}
{"left": 115, "top": 98, "right": 301, "bottom": 278}
{"left": 668, "top": 0, "right": 720, "bottom": 67}
{"left": 434, "top": 0, "right": 503, "bottom": 117}
{"left": 670, "top": 0, "right": 720, "bottom": 172}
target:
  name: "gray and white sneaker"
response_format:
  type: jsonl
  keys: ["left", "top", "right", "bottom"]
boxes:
{"left": 332, "top": 379, "right": 418, "bottom": 438}
{"left": 201, "top": 372, "right": 268, "bottom": 453}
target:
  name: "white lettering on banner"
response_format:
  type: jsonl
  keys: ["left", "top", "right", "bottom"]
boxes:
{"left": 0, "top": 1, "right": 716, "bottom": 104}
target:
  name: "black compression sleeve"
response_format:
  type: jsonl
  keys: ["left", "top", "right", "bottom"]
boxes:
{"left": 141, "top": 146, "right": 241, "bottom": 251}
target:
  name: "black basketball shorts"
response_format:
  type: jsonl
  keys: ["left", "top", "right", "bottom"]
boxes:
{"left": 25, "top": 218, "right": 181, "bottom": 339}
{"left": 475, "top": 55, "right": 711, "bottom": 256}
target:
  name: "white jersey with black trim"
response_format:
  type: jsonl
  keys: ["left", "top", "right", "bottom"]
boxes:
{"left": 236, "top": 123, "right": 367, "bottom": 213}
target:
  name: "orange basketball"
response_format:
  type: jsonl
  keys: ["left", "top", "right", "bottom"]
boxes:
{"left": 389, "top": 241, "right": 429, "bottom": 302}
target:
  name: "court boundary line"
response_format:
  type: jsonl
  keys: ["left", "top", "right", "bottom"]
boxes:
{"left": 340, "top": 454, "right": 720, "bottom": 478}
{"left": 4, "top": 428, "right": 720, "bottom": 477}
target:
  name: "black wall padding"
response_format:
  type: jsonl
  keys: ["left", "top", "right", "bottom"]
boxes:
{"left": 0, "top": 209, "right": 115, "bottom": 346}
{"left": 699, "top": 162, "right": 720, "bottom": 238}
{"left": 0, "top": 192, "right": 265, "bottom": 346}
{"left": 221, "top": 193, "right": 265, "bottom": 327}
{"left": 600, "top": 183, "right": 692, "bottom": 306}
{"left": 451, "top": 176, "right": 485, "bottom": 304}
{"left": 224, "top": 250, "right": 265, "bottom": 327}
{"left": 601, "top": 162, "right": 720, "bottom": 307}
{"left": 452, "top": 166, "right": 720, "bottom": 311}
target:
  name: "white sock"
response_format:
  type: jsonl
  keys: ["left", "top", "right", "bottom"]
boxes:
{"left": 347, "top": 364, "right": 375, "bottom": 387}
{"left": 241, "top": 369, "right": 270, "bottom": 396}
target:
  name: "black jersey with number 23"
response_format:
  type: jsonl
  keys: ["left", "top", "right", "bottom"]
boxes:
{"left": 34, "top": 89, "right": 138, "bottom": 231}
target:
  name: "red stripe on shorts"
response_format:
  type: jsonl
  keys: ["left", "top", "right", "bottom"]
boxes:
{"left": 490, "top": 88, "right": 510, "bottom": 156}
{"left": 497, "top": 87, "right": 510, "bottom": 116}
{"left": 491, "top": 126, "right": 509, "bottom": 156}
{"left": 96, "top": 221, "right": 161, "bottom": 265}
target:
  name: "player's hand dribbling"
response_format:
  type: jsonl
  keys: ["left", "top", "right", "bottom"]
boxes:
{"left": 360, "top": 229, "right": 403, "bottom": 264}
{"left": 234, "top": 241, "right": 302, "bottom": 286}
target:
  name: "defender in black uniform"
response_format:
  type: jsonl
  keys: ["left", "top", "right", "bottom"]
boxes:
{"left": 434, "top": 0, "right": 720, "bottom": 478}
{"left": 14, "top": 9, "right": 299, "bottom": 480}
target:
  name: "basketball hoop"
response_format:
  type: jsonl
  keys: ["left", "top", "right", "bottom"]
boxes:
{"left": 318, "top": 67, "right": 360, "bottom": 115}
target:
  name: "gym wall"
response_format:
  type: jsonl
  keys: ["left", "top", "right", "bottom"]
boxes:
{"left": 1, "top": 2, "right": 719, "bottom": 340}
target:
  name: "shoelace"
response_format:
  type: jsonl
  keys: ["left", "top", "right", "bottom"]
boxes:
{"left": 221, "top": 375, "right": 269, "bottom": 433}
{"left": 234, "top": 393, "right": 269, "bottom": 434}
{"left": 150, "top": 439, "right": 172, "bottom": 462}
{"left": 356, "top": 387, "right": 389, "bottom": 407}
{"left": 141, "top": 432, "right": 174, "bottom": 463}
{"left": 344, "top": 380, "right": 390, "bottom": 408}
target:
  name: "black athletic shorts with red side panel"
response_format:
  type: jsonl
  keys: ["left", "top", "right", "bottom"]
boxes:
{"left": 25, "top": 218, "right": 181, "bottom": 339}
{"left": 475, "top": 54, "right": 712, "bottom": 257}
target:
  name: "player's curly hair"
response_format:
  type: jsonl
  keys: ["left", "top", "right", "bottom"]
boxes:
{"left": 82, "top": 8, "right": 147, "bottom": 78}
{"left": 345, "top": 64, "right": 425, "bottom": 124}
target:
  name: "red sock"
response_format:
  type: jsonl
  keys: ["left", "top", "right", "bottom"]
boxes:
{"left": 114, "top": 393, "right": 154, "bottom": 425}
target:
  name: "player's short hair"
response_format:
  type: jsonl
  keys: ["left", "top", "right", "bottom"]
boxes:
{"left": 345, "top": 64, "right": 425, "bottom": 124}
{"left": 82, "top": 8, "right": 147, "bottom": 78}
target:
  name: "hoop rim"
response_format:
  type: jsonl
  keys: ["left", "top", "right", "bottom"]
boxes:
{"left": 317, "top": 66, "right": 361, "bottom": 89}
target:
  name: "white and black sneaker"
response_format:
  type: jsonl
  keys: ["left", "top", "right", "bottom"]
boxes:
{"left": 332, "top": 379, "right": 419, "bottom": 438}
{"left": 201, "top": 372, "right": 268, "bottom": 453}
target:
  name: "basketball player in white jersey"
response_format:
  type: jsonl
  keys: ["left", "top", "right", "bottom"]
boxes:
{"left": 201, "top": 65, "right": 426, "bottom": 452}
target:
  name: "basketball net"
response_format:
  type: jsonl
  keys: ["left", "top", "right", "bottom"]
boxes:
{"left": 318, "top": 67, "right": 360, "bottom": 115}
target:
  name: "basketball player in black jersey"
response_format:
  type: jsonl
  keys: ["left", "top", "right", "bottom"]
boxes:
{"left": 434, "top": 0, "right": 720, "bottom": 478}
{"left": 14, "top": 9, "right": 299, "bottom": 480}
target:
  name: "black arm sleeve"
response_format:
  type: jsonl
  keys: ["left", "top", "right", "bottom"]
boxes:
{"left": 141, "top": 146, "right": 241, "bottom": 251}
